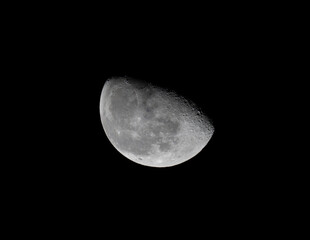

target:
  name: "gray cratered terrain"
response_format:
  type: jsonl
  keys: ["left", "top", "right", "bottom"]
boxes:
{"left": 100, "top": 77, "right": 214, "bottom": 167}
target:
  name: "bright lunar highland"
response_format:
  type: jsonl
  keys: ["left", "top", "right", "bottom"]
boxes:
{"left": 100, "top": 77, "right": 214, "bottom": 167}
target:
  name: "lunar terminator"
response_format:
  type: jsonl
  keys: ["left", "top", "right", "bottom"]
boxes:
{"left": 100, "top": 77, "right": 214, "bottom": 167}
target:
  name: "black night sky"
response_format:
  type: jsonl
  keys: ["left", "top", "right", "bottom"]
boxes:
{"left": 15, "top": 4, "right": 282, "bottom": 231}
{"left": 46, "top": 19, "right": 264, "bottom": 204}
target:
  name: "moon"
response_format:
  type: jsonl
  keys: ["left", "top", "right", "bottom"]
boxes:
{"left": 99, "top": 77, "right": 214, "bottom": 167}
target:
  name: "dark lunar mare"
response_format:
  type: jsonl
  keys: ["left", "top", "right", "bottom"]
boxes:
{"left": 105, "top": 82, "right": 181, "bottom": 157}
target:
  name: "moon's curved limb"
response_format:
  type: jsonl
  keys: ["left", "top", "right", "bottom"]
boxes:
{"left": 100, "top": 77, "right": 214, "bottom": 167}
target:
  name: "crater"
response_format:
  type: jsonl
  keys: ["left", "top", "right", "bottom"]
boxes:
{"left": 159, "top": 142, "right": 171, "bottom": 152}
{"left": 126, "top": 77, "right": 149, "bottom": 89}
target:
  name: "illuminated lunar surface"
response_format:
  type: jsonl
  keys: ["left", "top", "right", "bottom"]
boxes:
{"left": 99, "top": 77, "right": 214, "bottom": 167}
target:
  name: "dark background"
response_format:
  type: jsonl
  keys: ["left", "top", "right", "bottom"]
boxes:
{"left": 46, "top": 9, "right": 265, "bottom": 186}
{"left": 45, "top": 14, "right": 267, "bottom": 214}
{"left": 9, "top": 2, "right": 290, "bottom": 233}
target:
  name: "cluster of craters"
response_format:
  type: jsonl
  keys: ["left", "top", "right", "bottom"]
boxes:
{"left": 100, "top": 76, "right": 214, "bottom": 167}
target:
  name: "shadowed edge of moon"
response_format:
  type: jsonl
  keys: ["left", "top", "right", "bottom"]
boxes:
{"left": 100, "top": 77, "right": 215, "bottom": 167}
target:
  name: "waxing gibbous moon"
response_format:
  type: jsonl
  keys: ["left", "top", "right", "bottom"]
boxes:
{"left": 99, "top": 77, "right": 214, "bottom": 167}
